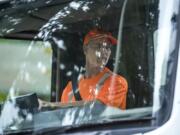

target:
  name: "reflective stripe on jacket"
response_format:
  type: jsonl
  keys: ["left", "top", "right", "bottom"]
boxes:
{"left": 61, "top": 67, "right": 128, "bottom": 109}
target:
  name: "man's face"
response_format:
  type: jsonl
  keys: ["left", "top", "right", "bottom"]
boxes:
{"left": 84, "top": 37, "right": 112, "bottom": 68}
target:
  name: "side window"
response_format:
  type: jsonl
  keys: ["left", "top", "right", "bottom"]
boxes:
{"left": 0, "top": 39, "right": 52, "bottom": 102}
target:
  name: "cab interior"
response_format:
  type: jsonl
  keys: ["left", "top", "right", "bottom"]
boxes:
{"left": 0, "top": 0, "right": 159, "bottom": 109}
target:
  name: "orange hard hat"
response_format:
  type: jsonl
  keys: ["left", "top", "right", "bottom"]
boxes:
{"left": 83, "top": 28, "right": 117, "bottom": 46}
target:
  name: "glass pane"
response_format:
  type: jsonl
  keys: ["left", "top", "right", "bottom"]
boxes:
{"left": 0, "top": 0, "right": 178, "bottom": 133}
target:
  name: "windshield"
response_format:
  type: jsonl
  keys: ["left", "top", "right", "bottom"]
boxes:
{"left": 0, "top": 0, "right": 178, "bottom": 134}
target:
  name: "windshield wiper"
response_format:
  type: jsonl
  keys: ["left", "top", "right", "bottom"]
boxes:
{"left": 30, "top": 116, "right": 155, "bottom": 135}
{"left": 5, "top": 114, "right": 155, "bottom": 135}
{"left": 5, "top": 116, "right": 155, "bottom": 135}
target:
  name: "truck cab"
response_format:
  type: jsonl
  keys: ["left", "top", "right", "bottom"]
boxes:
{"left": 0, "top": 0, "right": 179, "bottom": 134}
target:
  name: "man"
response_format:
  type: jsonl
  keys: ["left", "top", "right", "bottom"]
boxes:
{"left": 61, "top": 28, "right": 128, "bottom": 109}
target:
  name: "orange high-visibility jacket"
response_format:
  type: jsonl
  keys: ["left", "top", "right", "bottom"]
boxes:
{"left": 61, "top": 67, "right": 128, "bottom": 109}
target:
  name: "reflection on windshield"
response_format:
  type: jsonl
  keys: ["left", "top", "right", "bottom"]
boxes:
{"left": 0, "top": 0, "right": 176, "bottom": 134}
